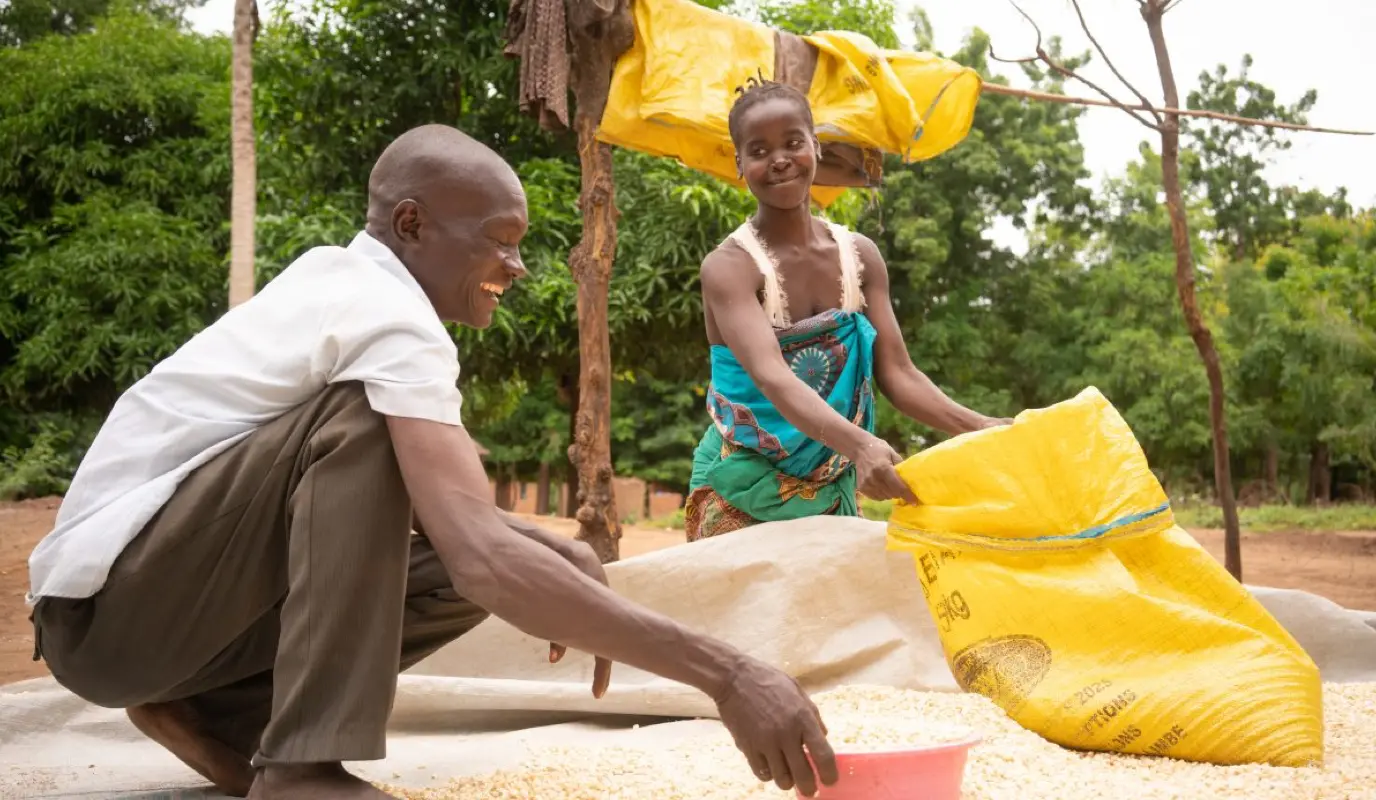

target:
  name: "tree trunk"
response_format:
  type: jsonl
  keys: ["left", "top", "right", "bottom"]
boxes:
{"left": 494, "top": 464, "right": 514, "bottom": 511}
{"left": 564, "top": 3, "right": 632, "bottom": 563}
{"left": 562, "top": 376, "right": 580, "bottom": 518}
{"left": 1143, "top": 2, "right": 1242, "bottom": 581}
{"left": 1264, "top": 440, "right": 1280, "bottom": 502}
{"left": 566, "top": 117, "right": 621, "bottom": 563}
{"left": 643, "top": 480, "right": 653, "bottom": 521}
{"left": 229, "top": 0, "right": 257, "bottom": 308}
{"left": 1308, "top": 442, "right": 1331, "bottom": 506}
{"left": 536, "top": 461, "right": 551, "bottom": 515}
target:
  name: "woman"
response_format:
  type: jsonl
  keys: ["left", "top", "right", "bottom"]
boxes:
{"left": 686, "top": 77, "right": 1010, "bottom": 542}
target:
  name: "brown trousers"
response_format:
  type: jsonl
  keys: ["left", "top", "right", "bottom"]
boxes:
{"left": 32, "top": 382, "right": 488, "bottom": 766}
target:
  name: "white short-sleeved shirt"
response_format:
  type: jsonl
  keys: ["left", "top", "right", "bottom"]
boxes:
{"left": 26, "top": 231, "right": 463, "bottom": 602}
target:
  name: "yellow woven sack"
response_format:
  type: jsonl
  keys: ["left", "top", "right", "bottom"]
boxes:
{"left": 886, "top": 387, "right": 1323, "bottom": 767}
{"left": 599, "top": 0, "right": 980, "bottom": 208}
{"left": 803, "top": 31, "right": 980, "bottom": 160}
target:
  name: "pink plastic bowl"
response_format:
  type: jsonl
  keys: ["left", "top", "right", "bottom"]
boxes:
{"left": 798, "top": 736, "right": 982, "bottom": 800}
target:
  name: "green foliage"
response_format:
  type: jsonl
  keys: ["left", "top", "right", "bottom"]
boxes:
{"left": 755, "top": 0, "right": 901, "bottom": 48}
{"left": 0, "top": 10, "right": 230, "bottom": 493}
{"left": 612, "top": 373, "right": 708, "bottom": 490}
{"left": 1185, "top": 55, "right": 1320, "bottom": 262}
{"left": 1173, "top": 502, "right": 1376, "bottom": 533}
{"left": 860, "top": 497, "right": 892, "bottom": 521}
{"left": 0, "top": 0, "right": 197, "bottom": 47}
{"left": 0, "top": 412, "right": 99, "bottom": 500}
{"left": 3, "top": 0, "right": 1373, "bottom": 518}
{"left": 1225, "top": 217, "right": 1376, "bottom": 480}
{"left": 255, "top": 0, "right": 569, "bottom": 205}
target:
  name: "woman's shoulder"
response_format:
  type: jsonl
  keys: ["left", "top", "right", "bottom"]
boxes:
{"left": 703, "top": 233, "right": 752, "bottom": 269}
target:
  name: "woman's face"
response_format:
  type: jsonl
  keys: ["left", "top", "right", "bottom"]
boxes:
{"left": 735, "top": 95, "right": 819, "bottom": 210}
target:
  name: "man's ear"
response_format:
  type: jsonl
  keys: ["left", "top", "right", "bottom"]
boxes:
{"left": 735, "top": 156, "right": 743, "bottom": 179}
{"left": 392, "top": 199, "right": 423, "bottom": 243}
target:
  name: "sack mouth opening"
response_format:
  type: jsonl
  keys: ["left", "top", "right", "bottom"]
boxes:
{"left": 887, "top": 502, "right": 1174, "bottom": 553}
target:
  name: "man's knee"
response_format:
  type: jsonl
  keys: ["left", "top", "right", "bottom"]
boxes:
{"left": 32, "top": 598, "right": 144, "bottom": 708}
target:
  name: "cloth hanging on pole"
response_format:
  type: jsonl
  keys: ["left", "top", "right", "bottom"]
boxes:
{"left": 596, "top": 0, "right": 983, "bottom": 207}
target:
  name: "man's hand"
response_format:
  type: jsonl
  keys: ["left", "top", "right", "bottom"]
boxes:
{"left": 546, "top": 539, "right": 614, "bottom": 699}
{"left": 496, "top": 511, "right": 615, "bottom": 699}
{"left": 716, "top": 657, "right": 838, "bottom": 797}
{"left": 853, "top": 437, "right": 918, "bottom": 505}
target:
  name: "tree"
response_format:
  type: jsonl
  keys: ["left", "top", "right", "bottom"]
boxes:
{"left": 1224, "top": 216, "right": 1376, "bottom": 504}
{"left": 1185, "top": 56, "right": 1316, "bottom": 263}
{"left": 755, "top": 0, "right": 901, "bottom": 49}
{"left": 1141, "top": 0, "right": 1237, "bottom": 576}
{"left": 0, "top": 10, "right": 231, "bottom": 492}
{"left": 255, "top": 0, "right": 569, "bottom": 209}
{"left": 229, "top": 0, "right": 257, "bottom": 307}
{"left": 0, "top": 0, "right": 198, "bottom": 47}
{"left": 611, "top": 374, "right": 708, "bottom": 510}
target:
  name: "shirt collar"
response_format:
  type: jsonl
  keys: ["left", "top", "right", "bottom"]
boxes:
{"left": 346, "top": 230, "right": 435, "bottom": 309}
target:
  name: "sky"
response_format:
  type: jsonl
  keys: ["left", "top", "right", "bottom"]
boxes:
{"left": 186, "top": 0, "right": 1376, "bottom": 215}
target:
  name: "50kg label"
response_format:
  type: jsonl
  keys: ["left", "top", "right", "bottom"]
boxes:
{"left": 934, "top": 590, "right": 971, "bottom": 632}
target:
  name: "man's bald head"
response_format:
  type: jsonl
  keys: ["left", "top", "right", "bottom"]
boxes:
{"left": 365, "top": 124, "right": 529, "bottom": 328}
{"left": 367, "top": 125, "right": 522, "bottom": 226}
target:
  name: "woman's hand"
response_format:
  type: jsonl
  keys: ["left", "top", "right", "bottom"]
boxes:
{"left": 853, "top": 437, "right": 918, "bottom": 504}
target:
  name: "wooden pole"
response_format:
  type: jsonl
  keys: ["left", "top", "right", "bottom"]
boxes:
{"left": 228, "top": 0, "right": 258, "bottom": 308}
{"left": 565, "top": 1, "right": 633, "bottom": 563}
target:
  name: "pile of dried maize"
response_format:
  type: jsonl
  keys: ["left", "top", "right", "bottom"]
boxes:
{"left": 392, "top": 683, "right": 1376, "bottom": 799}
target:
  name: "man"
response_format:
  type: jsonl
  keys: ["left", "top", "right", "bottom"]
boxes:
{"left": 27, "top": 125, "right": 838, "bottom": 799}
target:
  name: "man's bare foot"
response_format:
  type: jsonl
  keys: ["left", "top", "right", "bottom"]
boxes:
{"left": 126, "top": 701, "right": 255, "bottom": 796}
{"left": 247, "top": 763, "right": 399, "bottom": 799}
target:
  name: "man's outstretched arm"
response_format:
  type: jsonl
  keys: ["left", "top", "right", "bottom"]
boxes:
{"left": 384, "top": 414, "right": 838, "bottom": 796}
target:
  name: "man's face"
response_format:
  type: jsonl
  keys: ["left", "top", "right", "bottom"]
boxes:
{"left": 393, "top": 176, "right": 530, "bottom": 328}
{"left": 735, "top": 96, "right": 819, "bottom": 210}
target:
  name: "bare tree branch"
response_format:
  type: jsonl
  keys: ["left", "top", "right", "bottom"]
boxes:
{"left": 981, "top": 83, "right": 1373, "bottom": 135}
{"left": 996, "top": 0, "right": 1162, "bottom": 132}
{"left": 988, "top": 48, "right": 1040, "bottom": 66}
{"left": 1069, "top": 0, "right": 1160, "bottom": 122}
{"left": 1163, "top": 0, "right": 1188, "bottom": 13}
{"left": 1007, "top": 0, "right": 1043, "bottom": 51}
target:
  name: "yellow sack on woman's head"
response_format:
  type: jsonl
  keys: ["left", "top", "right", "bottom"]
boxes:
{"left": 887, "top": 387, "right": 1323, "bottom": 767}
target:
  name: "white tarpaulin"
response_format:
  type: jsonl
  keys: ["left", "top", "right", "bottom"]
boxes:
{"left": 3, "top": 517, "right": 1375, "bottom": 798}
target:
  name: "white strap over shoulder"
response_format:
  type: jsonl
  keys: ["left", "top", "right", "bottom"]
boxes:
{"left": 730, "top": 222, "right": 791, "bottom": 328}
{"left": 825, "top": 221, "right": 867, "bottom": 314}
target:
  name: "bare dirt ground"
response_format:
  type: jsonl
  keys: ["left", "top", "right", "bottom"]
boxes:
{"left": 3, "top": 498, "right": 1374, "bottom": 685}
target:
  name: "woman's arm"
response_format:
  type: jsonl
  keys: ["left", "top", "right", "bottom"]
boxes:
{"left": 702, "top": 248, "right": 876, "bottom": 460}
{"left": 856, "top": 234, "right": 1010, "bottom": 436}
{"left": 702, "top": 249, "right": 916, "bottom": 503}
